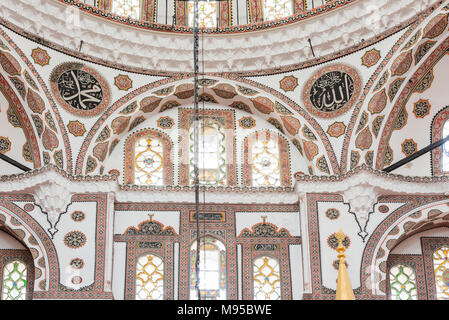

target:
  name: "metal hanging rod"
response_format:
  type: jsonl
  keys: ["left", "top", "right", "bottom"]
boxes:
{"left": 383, "top": 135, "right": 449, "bottom": 173}
{"left": 0, "top": 153, "right": 31, "bottom": 172}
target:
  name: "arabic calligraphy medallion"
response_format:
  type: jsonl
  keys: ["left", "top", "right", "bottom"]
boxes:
{"left": 302, "top": 64, "right": 361, "bottom": 118}
{"left": 50, "top": 62, "right": 111, "bottom": 117}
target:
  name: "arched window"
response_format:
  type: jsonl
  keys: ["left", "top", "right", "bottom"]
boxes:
{"left": 189, "top": 120, "right": 226, "bottom": 186}
{"left": 388, "top": 264, "right": 418, "bottom": 300}
{"left": 124, "top": 129, "right": 173, "bottom": 185}
{"left": 135, "top": 254, "right": 164, "bottom": 300}
{"left": 262, "top": 0, "right": 293, "bottom": 21}
{"left": 189, "top": 237, "right": 226, "bottom": 300}
{"left": 253, "top": 256, "right": 281, "bottom": 300}
{"left": 2, "top": 260, "right": 27, "bottom": 300}
{"left": 187, "top": 1, "right": 217, "bottom": 28}
{"left": 243, "top": 131, "right": 291, "bottom": 187}
{"left": 112, "top": 0, "right": 141, "bottom": 19}
{"left": 251, "top": 135, "right": 281, "bottom": 187}
{"left": 134, "top": 137, "right": 164, "bottom": 186}
{"left": 433, "top": 246, "right": 449, "bottom": 300}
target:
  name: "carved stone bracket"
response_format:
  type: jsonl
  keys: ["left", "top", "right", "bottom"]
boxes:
{"left": 32, "top": 181, "right": 72, "bottom": 237}
{"left": 342, "top": 184, "right": 380, "bottom": 242}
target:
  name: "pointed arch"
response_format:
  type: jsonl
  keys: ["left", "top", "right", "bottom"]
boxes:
{"left": 76, "top": 76, "right": 336, "bottom": 176}
{"left": 0, "top": 196, "right": 59, "bottom": 296}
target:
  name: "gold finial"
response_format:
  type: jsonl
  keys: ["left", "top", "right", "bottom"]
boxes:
{"left": 148, "top": 214, "right": 154, "bottom": 221}
{"left": 335, "top": 228, "right": 355, "bottom": 300}
{"left": 261, "top": 216, "right": 267, "bottom": 224}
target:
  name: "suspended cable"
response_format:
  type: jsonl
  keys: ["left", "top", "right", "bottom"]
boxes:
{"left": 193, "top": 0, "right": 202, "bottom": 301}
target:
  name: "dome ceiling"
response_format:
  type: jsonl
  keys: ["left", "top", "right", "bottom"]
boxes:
{"left": 0, "top": 0, "right": 439, "bottom": 73}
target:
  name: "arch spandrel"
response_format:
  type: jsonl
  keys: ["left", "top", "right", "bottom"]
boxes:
{"left": 0, "top": 30, "right": 72, "bottom": 172}
{"left": 342, "top": 6, "right": 449, "bottom": 176}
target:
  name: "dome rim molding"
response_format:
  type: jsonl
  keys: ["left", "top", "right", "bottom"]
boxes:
{"left": 0, "top": 0, "right": 441, "bottom": 73}
{"left": 55, "top": 0, "right": 356, "bottom": 35}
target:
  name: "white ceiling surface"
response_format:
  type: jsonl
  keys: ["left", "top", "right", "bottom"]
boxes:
{"left": 0, "top": 0, "right": 440, "bottom": 73}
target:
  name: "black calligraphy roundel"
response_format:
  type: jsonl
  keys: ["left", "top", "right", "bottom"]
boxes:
{"left": 50, "top": 62, "right": 111, "bottom": 117}
{"left": 302, "top": 64, "right": 362, "bottom": 118}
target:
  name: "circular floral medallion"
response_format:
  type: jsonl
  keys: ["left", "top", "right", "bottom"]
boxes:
{"left": 71, "top": 276, "right": 83, "bottom": 285}
{"left": 302, "top": 64, "right": 362, "bottom": 118}
{"left": 23, "top": 203, "right": 35, "bottom": 212}
{"left": 325, "top": 208, "right": 340, "bottom": 220}
{"left": 50, "top": 62, "right": 110, "bottom": 117}
{"left": 327, "top": 233, "right": 351, "bottom": 250}
{"left": 71, "top": 211, "right": 85, "bottom": 222}
{"left": 378, "top": 205, "right": 390, "bottom": 214}
{"left": 70, "top": 258, "right": 85, "bottom": 269}
{"left": 64, "top": 231, "right": 87, "bottom": 249}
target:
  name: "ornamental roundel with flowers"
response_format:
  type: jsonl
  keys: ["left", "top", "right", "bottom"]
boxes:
{"left": 327, "top": 122, "right": 346, "bottom": 138}
{"left": 67, "top": 120, "right": 86, "bottom": 137}
{"left": 302, "top": 64, "right": 362, "bottom": 119}
{"left": 114, "top": 74, "right": 133, "bottom": 91}
{"left": 362, "top": 48, "right": 381, "bottom": 68}
{"left": 31, "top": 47, "right": 51, "bottom": 67}
{"left": 279, "top": 75, "right": 298, "bottom": 92}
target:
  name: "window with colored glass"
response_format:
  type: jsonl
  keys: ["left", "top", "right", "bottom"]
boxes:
{"left": 253, "top": 256, "right": 281, "bottom": 300}
{"left": 135, "top": 254, "right": 164, "bottom": 300}
{"left": 389, "top": 264, "right": 418, "bottom": 300}
{"left": 134, "top": 137, "right": 164, "bottom": 186}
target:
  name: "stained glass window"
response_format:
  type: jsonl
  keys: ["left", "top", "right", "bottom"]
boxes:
{"left": 187, "top": 1, "right": 218, "bottom": 28}
{"left": 442, "top": 121, "right": 449, "bottom": 171}
{"left": 134, "top": 137, "right": 164, "bottom": 186}
{"left": 2, "top": 260, "right": 27, "bottom": 300}
{"left": 135, "top": 254, "right": 164, "bottom": 300}
{"left": 389, "top": 264, "right": 418, "bottom": 300}
{"left": 112, "top": 0, "right": 140, "bottom": 19}
{"left": 253, "top": 256, "right": 281, "bottom": 300}
{"left": 190, "top": 237, "right": 226, "bottom": 300}
{"left": 252, "top": 135, "right": 281, "bottom": 187}
{"left": 433, "top": 246, "right": 449, "bottom": 300}
{"left": 189, "top": 120, "right": 226, "bottom": 186}
{"left": 262, "top": 0, "right": 293, "bottom": 21}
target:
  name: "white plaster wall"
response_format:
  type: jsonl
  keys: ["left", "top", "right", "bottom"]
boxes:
{"left": 112, "top": 241, "right": 127, "bottom": 300}
{"left": 391, "top": 227, "right": 449, "bottom": 255}
{"left": 0, "top": 229, "right": 26, "bottom": 249}
{"left": 52, "top": 201, "right": 98, "bottom": 289}
{"left": 289, "top": 244, "right": 302, "bottom": 300}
